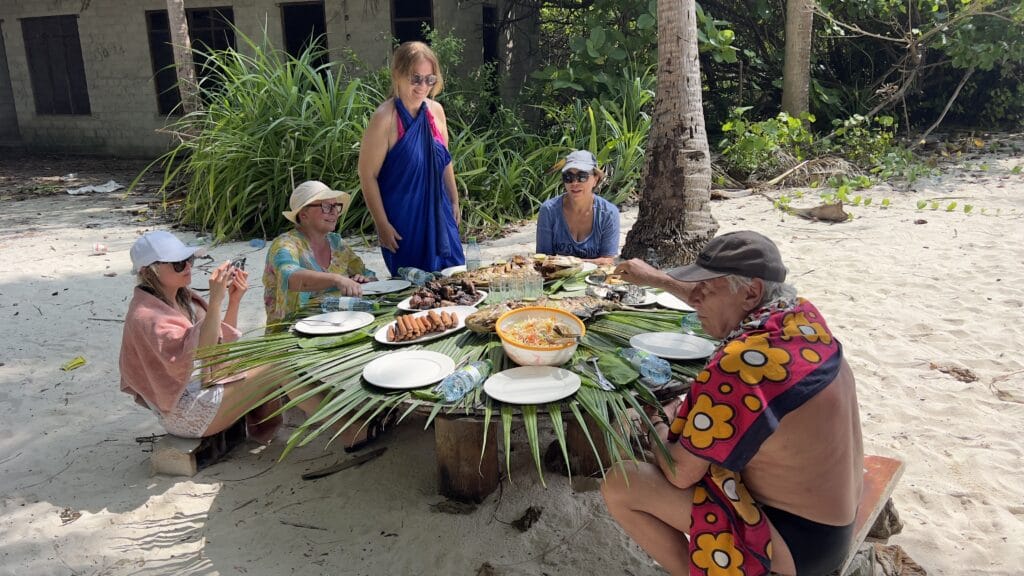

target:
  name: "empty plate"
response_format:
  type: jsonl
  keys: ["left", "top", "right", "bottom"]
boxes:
{"left": 293, "top": 311, "right": 375, "bottom": 335}
{"left": 362, "top": 350, "right": 456, "bottom": 389}
{"left": 361, "top": 279, "right": 412, "bottom": 295}
{"left": 629, "top": 332, "right": 717, "bottom": 360}
{"left": 655, "top": 291, "right": 695, "bottom": 312}
{"left": 483, "top": 366, "right": 582, "bottom": 404}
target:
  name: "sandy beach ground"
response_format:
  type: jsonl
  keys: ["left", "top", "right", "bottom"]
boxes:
{"left": 1, "top": 145, "right": 1022, "bottom": 576}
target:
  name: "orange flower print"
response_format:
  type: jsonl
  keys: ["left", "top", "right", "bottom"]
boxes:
{"left": 710, "top": 466, "right": 762, "bottom": 525}
{"left": 691, "top": 532, "right": 745, "bottom": 576}
{"left": 719, "top": 334, "right": 791, "bottom": 385}
{"left": 683, "top": 394, "right": 736, "bottom": 449}
{"left": 781, "top": 311, "right": 832, "bottom": 345}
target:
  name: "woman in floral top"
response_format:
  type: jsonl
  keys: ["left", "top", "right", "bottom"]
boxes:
{"left": 263, "top": 181, "right": 376, "bottom": 331}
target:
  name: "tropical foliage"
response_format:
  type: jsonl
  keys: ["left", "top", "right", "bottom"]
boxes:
{"left": 201, "top": 301, "right": 708, "bottom": 480}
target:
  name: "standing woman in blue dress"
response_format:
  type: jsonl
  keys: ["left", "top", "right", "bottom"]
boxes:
{"left": 536, "top": 150, "right": 621, "bottom": 266}
{"left": 358, "top": 41, "right": 464, "bottom": 276}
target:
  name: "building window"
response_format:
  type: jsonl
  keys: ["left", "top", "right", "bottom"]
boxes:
{"left": 392, "top": 0, "right": 432, "bottom": 44}
{"left": 146, "top": 7, "right": 235, "bottom": 115}
{"left": 21, "top": 15, "right": 91, "bottom": 115}
{"left": 282, "top": 2, "right": 327, "bottom": 68}
{"left": 482, "top": 5, "right": 498, "bottom": 65}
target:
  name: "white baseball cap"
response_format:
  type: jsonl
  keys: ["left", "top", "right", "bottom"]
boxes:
{"left": 130, "top": 231, "right": 196, "bottom": 273}
{"left": 562, "top": 150, "right": 598, "bottom": 173}
{"left": 282, "top": 180, "right": 351, "bottom": 224}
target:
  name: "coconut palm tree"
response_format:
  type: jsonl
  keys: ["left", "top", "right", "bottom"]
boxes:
{"left": 782, "top": 0, "right": 814, "bottom": 115}
{"left": 166, "top": 0, "right": 201, "bottom": 114}
{"left": 620, "top": 0, "right": 717, "bottom": 266}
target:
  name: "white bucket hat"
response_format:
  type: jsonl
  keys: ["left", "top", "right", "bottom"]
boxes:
{"left": 282, "top": 180, "right": 351, "bottom": 224}
{"left": 130, "top": 231, "right": 196, "bottom": 274}
{"left": 562, "top": 150, "right": 598, "bottom": 173}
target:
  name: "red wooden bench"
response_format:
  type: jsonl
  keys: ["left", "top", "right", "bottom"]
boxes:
{"left": 837, "top": 454, "right": 906, "bottom": 575}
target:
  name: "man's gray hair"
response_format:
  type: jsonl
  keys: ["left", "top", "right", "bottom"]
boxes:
{"left": 724, "top": 275, "right": 797, "bottom": 305}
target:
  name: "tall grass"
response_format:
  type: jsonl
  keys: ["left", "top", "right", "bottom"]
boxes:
{"left": 144, "top": 30, "right": 654, "bottom": 242}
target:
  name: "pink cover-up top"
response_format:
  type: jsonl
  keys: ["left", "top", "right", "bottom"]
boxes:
{"left": 119, "top": 287, "right": 241, "bottom": 414}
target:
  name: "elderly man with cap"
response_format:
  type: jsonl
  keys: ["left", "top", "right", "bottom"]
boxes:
{"left": 603, "top": 231, "right": 864, "bottom": 576}
{"left": 263, "top": 180, "right": 377, "bottom": 331}
{"left": 535, "top": 149, "right": 621, "bottom": 265}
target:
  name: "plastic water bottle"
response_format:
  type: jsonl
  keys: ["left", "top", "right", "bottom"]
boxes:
{"left": 397, "top": 266, "right": 435, "bottom": 286}
{"left": 465, "top": 237, "right": 481, "bottom": 271}
{"left": 320, "top": 296, "right": 379, "bottom": 312}
{"left": 434, "top": 360, "right": 492, "bottom": 402}
{"left": 681, "top": 313, "right": 702, "bottom": 334}
{"left": 619, "top": 348, "right": 672, "bottom": 386}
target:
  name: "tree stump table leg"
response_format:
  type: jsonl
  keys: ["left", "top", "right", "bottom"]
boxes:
{"left": 566, "top": 413, "right": 612, "bottom": 477}
{"left": 434, "top": 415, "right": 498, "bottom": 503}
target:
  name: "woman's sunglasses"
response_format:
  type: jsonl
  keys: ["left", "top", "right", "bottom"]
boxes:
{"left": 562, "top": 171, "right": 591, "bottom": 183}
{"left": 409, "top": 73, "right": 438, "bottom": 87}
{"left": 165, "top": 255, "right": 195, "bottom": 273}
{"left": 309, "top": 202, "right": 342, "bottom": 214}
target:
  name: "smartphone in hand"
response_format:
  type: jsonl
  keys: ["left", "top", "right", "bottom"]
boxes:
{"left": 229, "top": 257, "right": 246, "bottom": 281}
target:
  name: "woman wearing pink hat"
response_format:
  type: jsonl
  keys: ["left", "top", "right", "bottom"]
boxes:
{"left": 263, "top": 180, "right": 377, "bottom": 330}
{"left": 536, "top": 150, "right": 621, "bottom": 266}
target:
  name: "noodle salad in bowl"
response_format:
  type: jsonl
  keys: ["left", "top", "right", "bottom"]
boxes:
{"left": 495, "top": 307, "right": 585, "bottom": 366}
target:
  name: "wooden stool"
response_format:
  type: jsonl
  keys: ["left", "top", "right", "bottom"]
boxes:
{"left": 837, "top": 454, "right": 906, "bottom": 575}
{"left": 150, "top": 419, "right": 248, "bottom": 476}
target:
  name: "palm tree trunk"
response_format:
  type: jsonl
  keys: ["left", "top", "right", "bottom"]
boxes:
{"left": 166, "top": 0, "right": 200, "bottom": 114}
{"left": 782, "top": 0, "right": 814, "bottom": 115}
{"left": 620, "top": 0, "right": 717, "bottom": 267}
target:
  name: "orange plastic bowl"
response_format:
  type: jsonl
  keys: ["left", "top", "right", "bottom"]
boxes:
{"left": 495, "top": 306, "right": 586, "bottom": 366}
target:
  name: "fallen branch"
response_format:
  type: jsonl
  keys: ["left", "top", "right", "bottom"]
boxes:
{"left": 912, "top": 66, "right": 976, "bottom": 149}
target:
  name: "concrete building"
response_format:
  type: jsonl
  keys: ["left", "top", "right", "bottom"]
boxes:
{"left": 0, "top": 0, "right": 495, "bottom": 157}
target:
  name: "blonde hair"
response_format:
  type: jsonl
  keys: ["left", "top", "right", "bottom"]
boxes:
{"left": 138, "top": 266, "right": 195, "bottom": 323}
{"left": 391, "top": 41, "right": 444, "bottom": 98}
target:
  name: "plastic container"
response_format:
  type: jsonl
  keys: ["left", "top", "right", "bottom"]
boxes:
{"left": 397, "top": 266, "right": 434, "bottom": 286}
{"left": 681, "top": 313, "right": 702, "bottom": 334}
{"left": 495, "top": 307, "right": 585, "bottom": 366}
{"left": 619, "top": 347, "right": 672, "bottom": 385}
{"left": 320, "top": 296, "right": 379, "bottom": 312}
{"left": 434, "top": 359, "right": 493, "bottom": 402}
{"left": 465, "top": 237, "right": 481, "bottom": 271}
{"left": 249, "top": 238, "right": 267, "bottom": 249}
{"left": 92, "top": 243, "right": 108, "bottom": 255}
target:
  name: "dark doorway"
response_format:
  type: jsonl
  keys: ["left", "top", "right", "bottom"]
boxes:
{"left": 392, "top": 0, "right": 432, "bottom": 44}
{"left": 482, "top": 5, "right": 498, "bottom": 65}
{"left": 282, "top": 2, "right": 327, "bottom": 67}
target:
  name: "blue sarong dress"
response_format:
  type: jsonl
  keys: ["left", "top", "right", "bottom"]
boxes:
{"left": 376, "top": 99, "right": 464, "bottom": 275}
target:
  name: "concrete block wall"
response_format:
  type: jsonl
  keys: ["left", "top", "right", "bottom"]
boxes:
{"left": 0, "top": 0, "right": 481, "bottom": 158}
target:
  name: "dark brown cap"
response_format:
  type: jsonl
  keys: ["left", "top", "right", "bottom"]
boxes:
{"left": 666, "top": 231, "right": 787, "bottom": 282}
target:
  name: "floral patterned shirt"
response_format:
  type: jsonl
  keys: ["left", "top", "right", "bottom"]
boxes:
{"left": 262, "top": 229, "right": 375, "bottom": 329}
{"left": 669, "top": 297, "right": 843, "bottom": 575}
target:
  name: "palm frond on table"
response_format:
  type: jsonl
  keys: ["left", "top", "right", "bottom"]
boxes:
{"left": 198, "top": 307, "right": 710, "bottom": 480}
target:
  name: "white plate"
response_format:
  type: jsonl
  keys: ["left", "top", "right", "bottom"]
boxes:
{"left": 293, "top": 311, "right": 375, "bottom": 335}
{"left": 440, "top": 265, "right": 467, "bottom": 277}
{"left": 656, "top": 291, "right": 695, "bottom": 312}
{"left": 483, "top": 366, "right": 582, "bottom": 404}
{"left": 361, "top": 279, "right": 412, "bottom": 295}
{"left": 580, "top": 262, "right": 598, "bottom": 273}
{"left": 629, "top": 332, "right": 716, "bottom": 360}
{"left": 362, "top": 350, "right": 456, "bottom": 389}
{"left": 373, "top": 305, "right": 478, "bottom": 345}
{"left": 629, "top": 290, "right": 658, "bottom": 307}
{"left": 396, "top": 290, "right": 488, "bottom": 312}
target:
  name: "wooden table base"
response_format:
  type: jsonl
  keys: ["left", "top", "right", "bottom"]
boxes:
{"left": 434, "top": 415, "right": 499, "bottom": 503}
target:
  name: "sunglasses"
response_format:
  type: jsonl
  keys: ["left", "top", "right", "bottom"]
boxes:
{"left": 309, "top": 202, "right": 342, "bottom": 214}
{"left": 165, "top": 255, "right": 195, "bottom": 273}
{"left": 409, "top": 73, "right": 438, "bottom": 87}
{"left": 562, "top": 171, "right": 591, "bottom": 183}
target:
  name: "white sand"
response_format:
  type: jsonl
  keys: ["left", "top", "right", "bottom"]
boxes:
{"left": 1, "top": 149, "right": 1022, "bottom": 575}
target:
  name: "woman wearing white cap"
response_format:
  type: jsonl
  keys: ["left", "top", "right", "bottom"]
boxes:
{"left": 536, "top": 150, "right": 621, "bottom": 266}
{"left": 119, "top": 231, "right": 284, "bottom": 443}
{"left": 263, "top": 180, "right": 377, "bottom": 331}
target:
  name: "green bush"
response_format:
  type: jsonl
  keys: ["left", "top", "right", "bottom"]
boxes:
{"left": 717, "top": 108, "right": 815, "bottom": 180}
